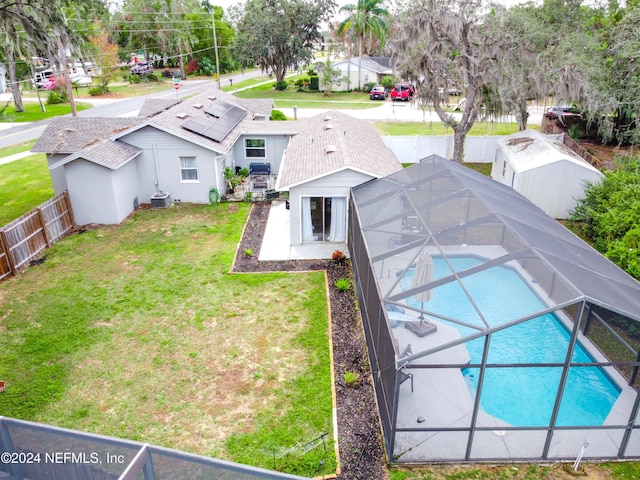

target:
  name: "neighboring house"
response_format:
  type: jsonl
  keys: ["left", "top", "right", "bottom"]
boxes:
{"left": 31, "top": 89, "right": 292, "bottom": 226}
{"left": 328, "top": 56, "right": 393, "bottom": 91}
{"left": 491, "top": 129, "right": 604, "bottom": 219}
{"left": 275, "top": 110, "right": 403, "bottom": 246}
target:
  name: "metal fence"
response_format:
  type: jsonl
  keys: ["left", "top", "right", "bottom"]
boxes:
{"left": 0, "top": 417, "right": 310, "bottom": 480}
{"left": 0, "top": 191, "right": 75, "bottom": 281}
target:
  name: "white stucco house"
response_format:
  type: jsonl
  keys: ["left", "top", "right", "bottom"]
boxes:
{"left": 326, "top": 56, "right": 393, "bottom": 92}
{"left": 276, "top": 110, "right": 403, "bottom": 246}
{"left": 491, "top": 129, "right": 604, "bottom": 219}
{"left": 31, "top": 90, "right": 403, "bottom": 252}
{"left": 31, "top": 90, "right": 296, "bottom": 225}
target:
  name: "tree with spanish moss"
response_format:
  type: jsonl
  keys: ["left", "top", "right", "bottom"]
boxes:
{"left": 389, "top": 0, "right": 508, "bottom": 163}
{"left": 0, "top": 0, "right": 106, "bottom": 111}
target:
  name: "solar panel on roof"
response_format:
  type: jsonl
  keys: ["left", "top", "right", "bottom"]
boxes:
{"left": 181, "top": 105, "right": 247, "bottom": 142}
{"left": 205, "top": 100, "right": 234, "bottom": 118}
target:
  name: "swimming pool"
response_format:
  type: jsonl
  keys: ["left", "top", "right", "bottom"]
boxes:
{"left": 400, "top": 256, "right": 621, "bottom": 427}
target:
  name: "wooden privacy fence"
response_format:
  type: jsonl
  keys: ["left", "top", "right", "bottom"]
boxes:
{"left": 0, "top": 191, "right": 75, "bottom": 281}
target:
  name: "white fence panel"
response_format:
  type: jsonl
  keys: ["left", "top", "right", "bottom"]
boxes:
{"left": 382, "top": 135, "right": 500, "bottom": 164}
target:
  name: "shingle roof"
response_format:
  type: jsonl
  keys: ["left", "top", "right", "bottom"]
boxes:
{"left": 332, "top": 56, "right": 393, "bottom": 74}
{"left": 275, "top": 110, "right": 402, "bottom": 190}
{"left": 31, "top": 117, "right": 144, "bottom": 154}
{"left": 32, "top": 89, "right": 275, "bottom": 165}
{"left": 50, "top": 139, "right": 142, "bottom": 170}
{"left": 138, "top": 99, "right": 182, "bottom": 118}
{"left": 139, "top": 89, "right": 273, "bottom": 154}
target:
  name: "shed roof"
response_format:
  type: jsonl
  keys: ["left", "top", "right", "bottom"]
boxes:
{"left": 498, "top": 129, "right": 602, "bottom": 176}
{"left": 32, "top": 117, "right": 144, "bottom": 154}
{"left": 50, "top": 139, "right": 143, "bottom": 170}
{"left": 275, "top": 110, "right": 402, "bottom": 190}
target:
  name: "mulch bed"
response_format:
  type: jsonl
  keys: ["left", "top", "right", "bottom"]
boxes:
{"left": 232, "top": 201, "right": 385, "bottom": 480}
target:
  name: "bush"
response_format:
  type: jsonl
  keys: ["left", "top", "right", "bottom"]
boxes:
{"left": 88, "top": 85, "right": 105, "bottom": 96}
{"left": 162, "top": 69, "right": 174, "bottom": 78}
{"left": 380, "top": 75, "right": 397, "bottom": 90}
{"left": 343, "top": 370, "right": 360, "bottom": 387}
{"left": 334, "top": 278, "right": 351, "bottom": 291}
{"left": 126, "top": 73, "right": 141, "bottom": 84}
{"left": 295, "top": 78, "right": 305, "bottom": 88}
{"left": 570, "top": 158, "right": 640, "bottom": 279}
{"left": 332, "top": 250, "right": 346, "bottom": 265}
{"left": 186, "top": 58, "right": 199, "bottom": 75}
{"left": 274, "top": 81, "right": 288, "bottom": 91}
{"left": 270, "top": 109, "right": 287, "bottom": 121}
{"left": 363, "top": 81, "right": 376, "bottom": 93}
{"left": 46, "top": 90, "right": 66, "bottom": 105}
{"left": 198, "top": 58, "right": 216, "bottom": 76}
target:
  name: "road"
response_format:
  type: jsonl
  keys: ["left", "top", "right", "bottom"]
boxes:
{"left": 0, "top": 69, "right": 269, "bottom": 149}
{"left": 0, "top": 71, "right": 546, "bottom": 150}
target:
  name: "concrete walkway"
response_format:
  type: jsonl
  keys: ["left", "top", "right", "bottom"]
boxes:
{"left": 0, "top": 149, "right": 35, "bottom": 165}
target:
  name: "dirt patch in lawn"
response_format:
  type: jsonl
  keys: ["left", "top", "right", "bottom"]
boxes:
{"left": 232, "top": 201, "right": 385, "bottom": 480}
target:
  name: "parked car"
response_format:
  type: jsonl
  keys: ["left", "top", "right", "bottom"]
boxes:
{"left": 390, "top": 83, "right": 415, "bottom": 101}
{"left": 546, "top": 105, "right": 579, "bottom": 118}
{"left": 130, "top": 62, "right": 154, "bottom": 76}
{"left": 369, "top": 85, "right": 388, "bottom": 100}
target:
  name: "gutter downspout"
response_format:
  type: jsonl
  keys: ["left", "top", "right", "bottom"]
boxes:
{"left": 152, "top": 143, "right": 161, "bottom": 192}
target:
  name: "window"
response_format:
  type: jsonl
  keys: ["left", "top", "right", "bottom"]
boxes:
{"left": 180, "top": 156, "right": 198, "bottom": 181}
{"left": 245, "top": 138, "right": 266, "bottom": 158}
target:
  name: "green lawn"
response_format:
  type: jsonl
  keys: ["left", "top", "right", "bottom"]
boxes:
{"left": 0, "top": 153, "right": 54, "bottom": 225}
{"left": 234, "top": 80, "right": 377, "bottom": 108}
{"left": 374, "top": 120, "right": 528, "bottom": 136}
{"left": 0, "top": 139, "right": 36, "bottom": 157}
{"left": 0, "top": 202, "right": 336, "bottom": 477}
{"left": 0, "top": 101, "right": 92, "bottom": 122}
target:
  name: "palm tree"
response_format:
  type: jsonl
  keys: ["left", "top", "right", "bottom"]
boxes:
{"left": 336, "top": 0, "right": 391, "bottom": 90}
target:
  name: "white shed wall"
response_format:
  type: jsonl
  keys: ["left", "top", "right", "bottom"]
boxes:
{"left": 65, "top": 160, "right": 139, "bottom": 225}
{"left": 513, "top": 161, "right": 603, "bottom": 219}
{"left": 47, "top": 153, "right": 69, "bottom": 194}
{"left": 288, "top": 169, "right": 374, "bottom": 245}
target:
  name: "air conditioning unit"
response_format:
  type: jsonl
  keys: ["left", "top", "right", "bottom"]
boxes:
{"left": 150, "top": 191, "right": 171, "bottom": 209}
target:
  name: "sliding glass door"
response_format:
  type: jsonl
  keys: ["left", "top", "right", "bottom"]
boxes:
{"left": 301, "top": 196, "right": 346, "bottom": 243}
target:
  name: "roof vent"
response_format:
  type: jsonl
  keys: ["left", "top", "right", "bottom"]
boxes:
{"left": 175, "top": 112, "right": 189, "bottom": 119}
{"left": 325, "top": 123, "right": 334, "bottom": 130}
{"left": 324, "top": 115, "right": 332, "bottom": 122}
{"left": 326, "top": 145, "right": 337, "bottom": 154}
{"left": 193, "top": 103, "right": 204, "bottom": 109}
{"left": 207, "top": 96, "right": 217, "bottom": 101}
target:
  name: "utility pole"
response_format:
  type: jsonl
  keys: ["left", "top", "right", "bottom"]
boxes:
{"left": 211, "top": 11, "right": 221, "bottom": 89}
{"left": 56, "top": 33, "right": 77, "bottom": 117}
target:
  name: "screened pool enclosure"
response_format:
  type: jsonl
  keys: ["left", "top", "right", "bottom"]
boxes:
{"left": 348, "top": 155, "right": 640, "bottom": 463}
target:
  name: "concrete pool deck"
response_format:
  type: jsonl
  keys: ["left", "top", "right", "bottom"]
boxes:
{"left": 374, "top": 244, "right": 640, "bottom": 461}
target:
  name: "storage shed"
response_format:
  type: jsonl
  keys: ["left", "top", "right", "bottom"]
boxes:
{"left": 491, "top": 130, "right": 603, "bottom": 219}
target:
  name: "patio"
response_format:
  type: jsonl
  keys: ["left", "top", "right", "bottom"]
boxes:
{"left": 259, "top": 198, "right": 348, "bottom": 261}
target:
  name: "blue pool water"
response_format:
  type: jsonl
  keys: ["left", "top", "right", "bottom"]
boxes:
{"left": 401, "top": 256, "right": 621, "bottom": 427}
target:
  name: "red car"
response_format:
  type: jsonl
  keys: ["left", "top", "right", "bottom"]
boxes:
{"left": 390, "top": 83, "right": 415, "bottom": 101}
